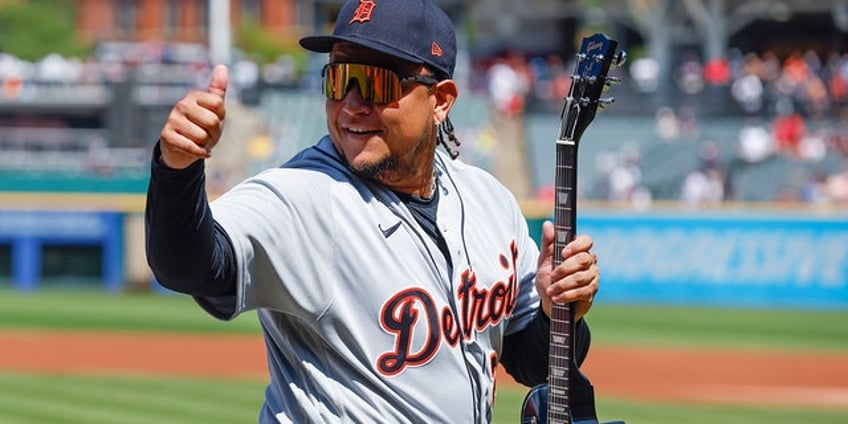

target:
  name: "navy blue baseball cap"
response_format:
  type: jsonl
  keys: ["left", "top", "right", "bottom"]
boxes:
{"left": 299, "top": 0, "right": 457, "bottom": 79}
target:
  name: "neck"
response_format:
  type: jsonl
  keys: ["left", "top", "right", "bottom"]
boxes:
{"left": 379, "top": 165, "right": 436, "bottom": 199}
{"left": 401, "top": 171, "right": 436, "bottom": 199}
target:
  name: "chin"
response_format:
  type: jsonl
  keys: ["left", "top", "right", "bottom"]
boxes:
{"left": 349, "top": 155, "right": 394, "bottom": 180}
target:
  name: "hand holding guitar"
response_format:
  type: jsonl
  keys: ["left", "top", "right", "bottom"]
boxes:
{"left": 159, "top": 64, "right": 229, "bottom": 170}
{"left": 535, "top": 222, "right": 599, "bottom": 321}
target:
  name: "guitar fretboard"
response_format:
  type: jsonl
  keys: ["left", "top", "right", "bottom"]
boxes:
{"left": 548, "top": 139, "right": 579, "bottom": 423}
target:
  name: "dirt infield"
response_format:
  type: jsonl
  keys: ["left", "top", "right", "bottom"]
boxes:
{"left": 1, "top": 329, "right": 846, "bottom": 409}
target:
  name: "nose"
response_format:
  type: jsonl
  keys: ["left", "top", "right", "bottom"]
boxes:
{"left": 341, "top": 79, "right": 371, "bottom": 114}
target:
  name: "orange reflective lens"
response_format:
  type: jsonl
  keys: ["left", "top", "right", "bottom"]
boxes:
{"left": 322, "top": 63, "right": 402, "bottom": 104}
{"left": 322, "top": 63, "right": 439, "bottom": 104}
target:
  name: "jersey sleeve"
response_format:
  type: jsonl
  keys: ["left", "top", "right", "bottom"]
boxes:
{"left": 204, "top": 169, "right": 338, "bottom": 320}
{"left": 503, "top": 190, "right": 543, "bottom": 336}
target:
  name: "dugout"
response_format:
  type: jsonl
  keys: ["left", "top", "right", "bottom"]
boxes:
{"left": 0, "top": 210, "right": 123, "bottom": 291}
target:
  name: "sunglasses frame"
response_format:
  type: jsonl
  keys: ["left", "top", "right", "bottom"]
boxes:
{"left": 322, "top": 63, "right": 440, "bottom": 104}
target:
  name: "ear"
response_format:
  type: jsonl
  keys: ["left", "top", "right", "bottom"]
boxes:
{"left": 432, "top": 79, "right": 458, "bottom": 124}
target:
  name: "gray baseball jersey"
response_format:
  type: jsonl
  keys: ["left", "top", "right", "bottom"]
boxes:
{"left": 200, "top": 136, "right": 541, "bottom": 423}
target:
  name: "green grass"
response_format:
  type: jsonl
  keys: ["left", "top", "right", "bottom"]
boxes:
{"left": 3, "top": 288, "right": 846, "bottom": 351}
{"left": 0, "top": 288, "right": 260, "bottom": 334}
{"left": 0, "top": 372, "right": 844, "bottom": 424}
{"left": 587, "top": 303, "right": 848, "bottom": 351}
{"left": 0, "top": 371, "right": 265, "bottom": 424}
{"left": 0, "top": 288, "right": 846, "bottom": 423}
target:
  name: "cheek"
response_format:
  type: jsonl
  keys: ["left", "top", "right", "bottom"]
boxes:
{"left": 325, "top": 102, "right": 348, "bottom": 142}
{"left": 393, "top": 96, "right": 435, "bottom": 133}
{"left": 325, "top": 101, "right": 339, "bottom": 127}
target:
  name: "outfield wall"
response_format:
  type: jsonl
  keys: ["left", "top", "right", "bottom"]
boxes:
{"left": 529, "top": 208, "right": 848, "bottom": 309}
{"left": 1, "top": 200, "right": 846, "bottom": 309}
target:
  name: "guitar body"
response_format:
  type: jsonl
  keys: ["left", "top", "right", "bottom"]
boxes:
{"left": 522, "top": 384, "right": 625, "bottom": 424}
{"left": 521, "top": 364, "right": 602, "bottom": 424}
{"left": 521, "top": 384, "right": 548, "bottom": 424}
{"left": 520, "top": 33, "right": 626, "bottom": 424}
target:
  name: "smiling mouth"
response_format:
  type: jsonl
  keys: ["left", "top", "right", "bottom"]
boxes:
{"left": 345, "top": 126, "right": 381, "bottom": 136}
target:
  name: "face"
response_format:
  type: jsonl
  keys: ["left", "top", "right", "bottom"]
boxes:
{"left": 326, "top": 42, "right": 456, "bottom": 194}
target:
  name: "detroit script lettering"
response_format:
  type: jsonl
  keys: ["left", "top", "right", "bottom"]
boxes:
{"left": 377, "top": 241, "right": 520, "bottom": 376}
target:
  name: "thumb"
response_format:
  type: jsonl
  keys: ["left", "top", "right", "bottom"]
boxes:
{"left": 208, "top": 64, "right": 228, "bottom": 98}
{"left": 538, "top": 221, "right": 555, "bottom": 266}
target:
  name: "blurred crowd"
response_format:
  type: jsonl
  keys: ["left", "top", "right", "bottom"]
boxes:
{"left": 470, "top": 47, "right": 848, "bottom": 207}
{"left": 1, "top": 42, "right": 848, "bottom": 206}
{"left": 0, "top": 41, "right": 305, "bottom": 103}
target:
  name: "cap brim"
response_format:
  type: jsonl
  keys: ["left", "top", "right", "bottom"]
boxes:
{"left": 298, "top": 35, "right": 336, "bottom": 53}
{"left": 299, "top": 35, "right": 424, "bottom": 67}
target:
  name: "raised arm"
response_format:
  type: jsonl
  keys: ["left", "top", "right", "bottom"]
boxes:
{"left": 145, "top": 65, "right": 236, "bottom": 298}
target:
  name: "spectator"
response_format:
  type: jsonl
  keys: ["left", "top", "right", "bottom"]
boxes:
{"left": 737, "top": 123, "right": 775, "bottom": 163}
{"left": 732, "top": 72, "right": 765, "bottom": 114}
{"left": 703, "top": 57, "right": 731, "bottom": 86}
{"left": 825, "top": 169, "right": 848, "bottom": 204}
{"left": 654, "top": 106, "right": 680, "bottom": 141}
{"left": 772, "top": 112, "right": 806, "bottom": 157}
{"left": 681, "top": 141, "right": 728, "bottom": 206}
{"left": 630, "top": 57, "right": 660, "bottom": 93}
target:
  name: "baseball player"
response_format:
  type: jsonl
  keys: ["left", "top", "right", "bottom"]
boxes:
{"left": 145, "top": 0, "right": 600, "bottom": 422}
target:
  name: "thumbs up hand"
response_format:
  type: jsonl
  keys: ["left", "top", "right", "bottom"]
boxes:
{"left": 159, "top": 64, "right": 229, "bottom": 169}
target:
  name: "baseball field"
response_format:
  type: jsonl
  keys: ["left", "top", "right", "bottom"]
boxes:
{"left": 0, "top": 287, "right": 845, "bottom": 423}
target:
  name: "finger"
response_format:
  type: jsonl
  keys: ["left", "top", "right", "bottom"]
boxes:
{"left": 549, "top": 268, "right": 599, "bottom": 304}
{"left": 207, "top": 64, "right": 228, "bottom": 99}
{"left": 173, "top": 122, "right": 215, "bottom": 147}
{"left": 561, "top": 234, "right": 594, "bottom": 258}
{"left": 181, "top": 102, "right": 225, "bottom": 139}
{"left": 165, "top": 102, "right": 217, "bottom": 140}
{"left": 551, "top": 251, "right": 596, "bottom": 282}
{"left": 160, "top": 129, "right": 212, "bottom": 158}
{"left": 195, "top": 91, "right": 227, "bottom": 120}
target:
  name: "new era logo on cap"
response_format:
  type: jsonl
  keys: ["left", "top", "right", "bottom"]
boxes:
{"left": 431, "top": 42, "right": 443, "bottom": 57}
{"left": 299, "top": 0, "right": 457, "bottom": 79}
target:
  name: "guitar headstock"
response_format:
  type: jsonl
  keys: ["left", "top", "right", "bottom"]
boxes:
{"left": 559, "top": 33, "right": 626, "bottom": 144}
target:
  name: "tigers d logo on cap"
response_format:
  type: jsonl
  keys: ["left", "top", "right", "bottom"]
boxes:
{"left": 299, "top": 0, "right": 458, "bottom": 79}
{"left": 349, "top": 0, "right": 376, "bottom": 24}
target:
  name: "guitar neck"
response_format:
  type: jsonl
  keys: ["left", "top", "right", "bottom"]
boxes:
{"left": 525, "top": 32, "right": 621, "bottom": 424}
{"left": 547, "top": 140, "right": 579, "bottom": 423}
{"left": 554, "top": 141, "right": 579, "bottom": 266}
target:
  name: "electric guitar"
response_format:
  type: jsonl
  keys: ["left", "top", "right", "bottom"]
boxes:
{"left": 520, "top": 33, "right": 626, "bottom": 424}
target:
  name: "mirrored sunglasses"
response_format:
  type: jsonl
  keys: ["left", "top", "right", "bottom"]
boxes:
{"left": 322, "top": 63, "right": 439, "bottom": 104}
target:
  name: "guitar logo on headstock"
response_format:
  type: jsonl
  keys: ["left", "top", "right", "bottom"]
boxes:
{"left": 559, "top": 34, "right": 627, "bottom": 146}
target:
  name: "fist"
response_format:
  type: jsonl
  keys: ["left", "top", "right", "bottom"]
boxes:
{"left": 159, "top": 64, "right": 229, "bottom": 169}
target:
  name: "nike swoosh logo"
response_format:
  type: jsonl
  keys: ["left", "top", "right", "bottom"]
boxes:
{"left": 378, "top": 221, "right": 402, "bottom": 238}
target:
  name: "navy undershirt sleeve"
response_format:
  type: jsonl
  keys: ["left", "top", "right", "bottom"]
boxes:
{"left": 145, "top": 142, "right": 237, "bottom": 297}
{"left": 500, "top": 311, "right": 591, "bottom": 387}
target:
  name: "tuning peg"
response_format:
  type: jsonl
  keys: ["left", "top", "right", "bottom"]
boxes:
{"left": 613, "top": 50, "right": 628, "bottom": 67}
{"left": 598, "top": 97, "right": 616, "bottom": 109}
{"left": 605, "top": 76, "right": 622, "bottom": 87}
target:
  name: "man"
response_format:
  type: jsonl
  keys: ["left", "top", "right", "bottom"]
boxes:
{"left": 145, "top": 0, "right": 600, "bottom": 422}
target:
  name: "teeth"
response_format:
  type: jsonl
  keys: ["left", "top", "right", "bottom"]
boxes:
{"left": 348, "top": 128, "right": 374, "bottom": 133}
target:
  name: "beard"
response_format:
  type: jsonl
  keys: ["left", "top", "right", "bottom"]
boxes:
{"left": 337, "top": 123, "right": 435, "bottom": 186}
{"left": 350, "top": 155, "right": 395, "bottom": 181}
